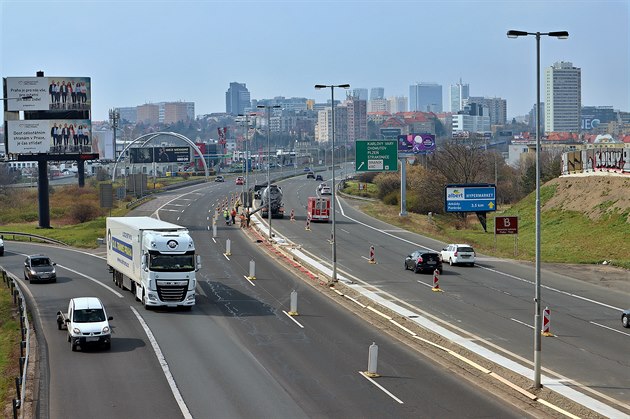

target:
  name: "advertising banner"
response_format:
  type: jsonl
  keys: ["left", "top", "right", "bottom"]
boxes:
{"left": 129, "top": 147, "right": 191, "bottom": 164}
{"left": 397, "top": 133, "right": 436, "bottom": 155}
{"left": 5, "top": 76, "right": 91, "bottom": 112}
{"left": 444, "top": 184, "right": 496, "bottom": 212}
{"left": 92, "top": 130, "right": 114, "bottom": 160}
{"left": 7, "top": 120, "right": 92, "bottom": 154}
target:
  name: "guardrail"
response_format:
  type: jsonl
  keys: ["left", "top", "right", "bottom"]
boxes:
{"left": 0, "top": 268, "right": 31, "bottom": 419}
{"left": 0, "top": 232, "right": 69, "bottom": 247}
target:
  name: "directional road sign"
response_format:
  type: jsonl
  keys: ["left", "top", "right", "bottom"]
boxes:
{"left": 355, "top": 140, "right": 398, "bottom": 172}
{"left": 444, "top": 184, "right": 496, "bottom": 212}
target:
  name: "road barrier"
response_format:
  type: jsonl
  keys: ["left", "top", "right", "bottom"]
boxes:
{"left": 368, "top": 245, "right": 376, "bottom": 264}
{"left": 542, "top": 306, "right": 554, "bottom": 337}
{"left": 290, "top": 209, "right": 295, "bottom": 222}
{"left": 365, "top": 342, "right": 380, "bottom": 378}
{"left": 432, "top": 269, "right": 443, "bottom": 292}
{"left": 288, "top": 290, "right": 298, "bottom": 316}
{"left": 305, "top": 217, "right": 311, "bottom": 231}
{"left": 247, "top": 260, "right": 256, "bottom": 280}
{"left": 225, "top": 239, "right": 232, "bottom": 256}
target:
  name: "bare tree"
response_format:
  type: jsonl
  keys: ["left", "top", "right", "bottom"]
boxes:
{"left": 429, "top": 140, "right": 494, "bottom": 184}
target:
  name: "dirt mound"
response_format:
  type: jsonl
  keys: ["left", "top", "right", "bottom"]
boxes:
{"left": 544, "top": 174, "right": 630, "bottom": 221}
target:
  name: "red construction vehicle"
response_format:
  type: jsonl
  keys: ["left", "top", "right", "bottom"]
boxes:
{"left": 307, "top": 196, "right": 330, "bottom": 222}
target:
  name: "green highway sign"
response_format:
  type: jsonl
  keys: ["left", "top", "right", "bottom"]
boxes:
{"left": 355, "top": 140, "right": 398, "bottom": 172}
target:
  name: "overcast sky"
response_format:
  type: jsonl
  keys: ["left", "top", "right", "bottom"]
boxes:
{"left": 1, "top": 0, "right": 628, "bottom": 121}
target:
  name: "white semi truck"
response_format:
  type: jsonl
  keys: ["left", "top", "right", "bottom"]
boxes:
{"left": 106, "top": 217, "right": 200, "bottom": 309}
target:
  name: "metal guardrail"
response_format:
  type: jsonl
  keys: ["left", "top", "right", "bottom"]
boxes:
{"left": 0, "top": 232, "right": 69, "bottom": 247}
{"left": 1, "top": 268, "right": 31, "bottom": 418}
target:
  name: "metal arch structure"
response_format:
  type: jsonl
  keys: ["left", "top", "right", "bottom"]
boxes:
{"left": 111, "top": 131, "right": 209, "bottom": 183}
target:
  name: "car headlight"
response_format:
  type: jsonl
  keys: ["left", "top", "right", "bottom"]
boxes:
{"left": 30, "top": 270, "right": 37, "bottom": 275}
{"left": 51, "top": 268, "right": 56, "bottom": 274}
{"left": 102, "top": 326, "right": 110, "bottom": 334}
{"left": 72, "top": 328, "right": 81, "bottom": 335}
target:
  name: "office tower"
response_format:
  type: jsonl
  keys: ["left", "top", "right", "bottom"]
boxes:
{"left": 409, "top": 83, "right": 443, "bottom": 112}
{"left": 225, "top": 82, "right": 251, "bottom": 115}
{"left": 346, "top": 98, "right": 368, "bottom": 143}
{"left": 370, "top": 87, "right": 385, "bottom": 100}
{"left": 137, "top": 103, "right": 160, "bottom": 125}
{"left": 450, "top": 79, "right": 469, "bottom": 112}
{"left": 544, "top": 61, "right": 581, "bottom": 133}
{"left": 388, "top": 96, "right": 408, "bottom": 114}
{"left": 368, "top": 98, "right": 389, "bottom": 113}
{"left": 468, "top": 96, "right": 507, "bottom": 126}
{"left": 352, "top": 88, "right": 368, "bottom": 101}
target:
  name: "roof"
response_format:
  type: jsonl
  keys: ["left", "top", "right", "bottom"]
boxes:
{"left": 72, "top": 297, "right": 104, "bottom": 310}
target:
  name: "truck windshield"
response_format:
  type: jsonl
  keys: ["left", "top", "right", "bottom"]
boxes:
{"left": 148, "top": 251, "right": 195, "bottom": 272}
{"left": 73, "top": 309, "right": 105, "bottom": 323}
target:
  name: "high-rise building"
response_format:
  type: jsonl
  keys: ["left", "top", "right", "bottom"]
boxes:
{"left": 137, "top": 103, "right": 160, "bottom": 125}
{"left": 116, "top": 107, "right": 137, "bottom": 123}
{"left": 409, "top": 83, "right": 443, "bottom": 112}
{"left": 450, "top": 79, "right": 469, "bottom": 112}
{"left": 388, "top": 96, "right": 408, "bottom": 114}
{"left": 163, "top": 102, "right": 194, "bottom": 124}
{"left": 368, "top": 98, "right": 389, "bottom": 113}
{"left": 544, "top": 61, "right": 581, "bottom": 133}
{"left": 225, "top": 82, "right": 251, "bottom": 115}
{"left": 468, "top": 96, "right": 507, "bottom": 126}
{"left": 346, "top": 98, "right": 368, "bottom": 143}
{"left": 352, "top": 88, "right": 368, "bottom": 101}
{"left": 370, "top": 87, "right": 385, "bottom": 100}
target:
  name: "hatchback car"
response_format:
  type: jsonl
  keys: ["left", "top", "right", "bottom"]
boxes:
{"left": 404, "top": 251, "right": 443, "bottom": 274}
{"left": 320, "top": 187, "right": 332, "bottom": 195}
{"left": 24, "top": 255, "right": 57, "bottom": 283}
{"left": 214, "top": 175, "right": 225, "bottom": 182}
{"left": 441, "top": 244, "right": 476, "bottom": 266}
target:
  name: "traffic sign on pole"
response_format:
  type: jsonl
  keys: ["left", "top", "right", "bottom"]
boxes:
{"left": 355, "top": 140, "right": 398, "bottom": 172}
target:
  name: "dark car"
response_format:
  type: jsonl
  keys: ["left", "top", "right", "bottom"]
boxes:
{"left": 24, "top": 254, "right": 57, "bottom": 283}
{"left": 622, "top": 309, "right": 630, "bottom": 328}
{"left": 315, "top": 174, "right": 323, "bottom": 181}
{"left": 404, "top": 251, "right": 443, "bottom": 274}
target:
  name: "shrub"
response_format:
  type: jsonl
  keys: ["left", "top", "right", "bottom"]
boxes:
{"left": 383, "top": 190, "right": 399, "bottom": 206}
{"left": 374, "top": 172, "right": 400, "bottom": 199}
{"left": 69, "top": 201, "right": 100, "bottom": 223}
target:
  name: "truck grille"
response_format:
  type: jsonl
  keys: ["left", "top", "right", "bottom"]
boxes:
{"left": 157, "top": 285, "right": 187, "bottom": 302}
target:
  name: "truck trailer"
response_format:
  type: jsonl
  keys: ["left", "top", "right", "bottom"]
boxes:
{"left": 106, "top": 217, "right": 200, "bottom": 309}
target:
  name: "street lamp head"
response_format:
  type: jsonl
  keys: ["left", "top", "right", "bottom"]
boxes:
{"left": 507, "top": 30, "right": 528, "bottom": 38}
{"left": 549, "top": 31, "right": 569, "bottom": 39}
{"left": 314, "top": 84, "right": 326, "bottom": 90}
{"left": 339, "top": 84, "right": 350, "bottom": 89}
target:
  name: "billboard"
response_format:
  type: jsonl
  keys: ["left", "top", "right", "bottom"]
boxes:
{"left": 92, "top": 130, "right": 114, "bottom": 160}
{"left": 380, "top": 128, "right": 402, "bottom": 139}
{"left": 397, "top": 133, "right": 436, "bottom": 155}
{"left": 444, "top": 184, "right": 496, "bottom": 213}
{"left": 6, "top": 120, "right": 92, "bottom": 154}
{"left": 5, "top": 76, "right": 91, "bottom": 112}
{"left": 129, "top": 147, "right": 191, "bottom": 164}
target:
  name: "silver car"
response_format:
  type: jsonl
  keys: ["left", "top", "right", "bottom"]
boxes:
{"left": 24, "top": 254, "right": 57, "bottom": 283}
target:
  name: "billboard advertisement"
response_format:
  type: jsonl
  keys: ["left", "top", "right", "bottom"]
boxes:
{"left": 6, "top": 120, "right": 92, "bottom": 154}
{"left": 397, "top": 133, "right": 436, "bottom": 155}
{"left": 129, "top": 147, "right": 191, "bottom": 164}
{"left": 5, "top": 76, "right": 91, "bottom": 111}
{"left": 92, "top": 130, "right": 114, "bottom": 160}
{"left": 444, "top": 184, "right": 496, "bottom": 213}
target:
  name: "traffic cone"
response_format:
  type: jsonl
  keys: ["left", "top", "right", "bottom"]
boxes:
{"left": 290, "top": 208, "right": 295, "bottom": 222}
{"left": 305, "top": 217, "right": 311, "bottom": 231}
{"left": 368, "top": 245, "right": 376, "bottom": 264}
{"left": 432, "top": 269, "right": 443, "bottom": 292}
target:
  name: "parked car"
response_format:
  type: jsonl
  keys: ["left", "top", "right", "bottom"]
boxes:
{"left": 214, "top": 175, "right": 225, "bottom": 182}
{"left": 441, "top": 244, "right": 476, "bottom": 266}
{"left": 320, "top": 186, "right": 332, "bottom": 195}
{"left": 306, "top": 171, "right": 315, "bottom": 179}
{"left": 24, "top": 254, "right": 57, "bottom": 283}
{"left": 235, "top": 176, "right": 244, "bottom": 185}
{"left": 622, "top": 309, "right": 630, "bottom": 328}
{"left": 315, "top": 174, "right": 323, "bottom": 181}
{"left": 404, "top": 250, "right": 443, "bottom": 274}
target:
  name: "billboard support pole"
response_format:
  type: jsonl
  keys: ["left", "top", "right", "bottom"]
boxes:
{"left": 77, "top": 160, "right": 85, "bottom": 187}
{"left": 37, "top": 157, "right": 51, "bottom": 228}
{"left": 399, "top": 158, "right": 407, "bottom": 216}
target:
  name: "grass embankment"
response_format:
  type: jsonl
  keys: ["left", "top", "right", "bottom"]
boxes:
{"left": 0, "top": 280, "right": 20, "bottom": 416}
{"left": 341, "top": 179, "right": 630, "bottom": 270}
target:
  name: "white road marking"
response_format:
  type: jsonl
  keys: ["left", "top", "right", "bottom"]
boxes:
{"left": 282, "top": 310, "right": 304, "bottom": 328}
{"left": 416, "top": 280, "right": 433, "bottom": 289}
{"left": 511, "top": 318, "right": 534, "bottom": 329}
{"left": 223, "top": 254, "right": 230, "bottom": 260}
{"left": 57, "top": 265, "right": 124, "bottom": 298}
{"left": 130, "top": 307, "right": 193, "bottom": 419}
{"left": 243, "top": 275, "right": 256, "bottom": 287}
{"left": 590, "top": 321, "right": 630, "bottom": 336}
{"left": 358, "top": 371, "right": 404, "bottom": 404}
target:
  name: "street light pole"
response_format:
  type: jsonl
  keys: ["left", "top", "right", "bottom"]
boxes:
{"left": 315, "top": 84, "right": 350, "bottom": 284}
{"left": 257, "top": 105, "right": 281, "bottom": 240}
{"left": 507, "top": 29, "right": 568, "bottom": 389}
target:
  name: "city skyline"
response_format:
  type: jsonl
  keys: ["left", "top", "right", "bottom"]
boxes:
{"left": 1, "top": 1, "right": 627, "bottom": 121}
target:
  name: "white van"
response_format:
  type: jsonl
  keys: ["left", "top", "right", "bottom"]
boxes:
{"left": 57, "top": 297, "right": 113, "bottom": 351}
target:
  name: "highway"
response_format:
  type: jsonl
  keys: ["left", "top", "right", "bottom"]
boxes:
{"left": 272, "top": 167, "right": 630, "bottom": 417}
{"left": 0, "top": 173, "right": 537, "bottom": 418}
